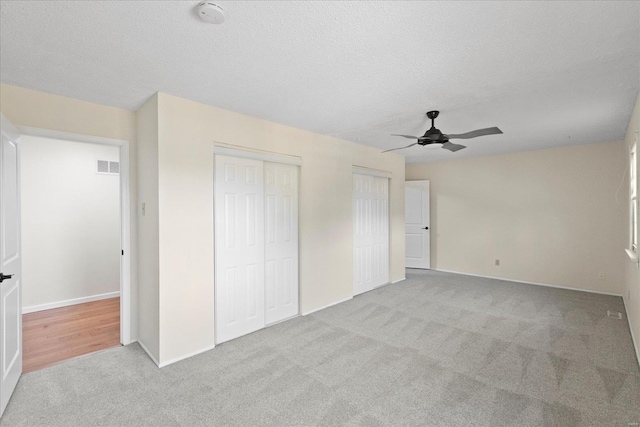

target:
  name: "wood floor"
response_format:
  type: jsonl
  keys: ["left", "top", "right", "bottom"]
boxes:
{"left": 22, "top": 297, "right": 120, "bottom": 373}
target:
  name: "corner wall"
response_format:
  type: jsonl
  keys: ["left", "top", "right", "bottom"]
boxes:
{"left": 0, "top": 84, "right": 139, "bottom": 341}
{"left": 136, "top": 94, "right": 160, "bottom": 360}
{"left": 622, "top": 89, "right": 640, "bottom": 365}
{"left": 154, "top": 92, "right": 405, "bottom": 364}
{"left": 406, "top": 140, "right": 626, "bottom": 295}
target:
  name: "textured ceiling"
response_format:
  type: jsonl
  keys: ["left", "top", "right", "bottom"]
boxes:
{"left": 1, "top": 1, "right": 638, "bottom": 163}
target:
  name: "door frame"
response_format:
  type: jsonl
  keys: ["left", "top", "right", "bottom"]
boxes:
{"left": 15, "top": 125, "right": 133, "bottom": 345}
{"left": 212, "top": 145, "right": 301, "bottom": 344}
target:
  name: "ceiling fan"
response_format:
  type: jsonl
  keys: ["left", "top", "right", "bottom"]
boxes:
{"left": 383, "top": 111, "right": 502, "bottom": 153}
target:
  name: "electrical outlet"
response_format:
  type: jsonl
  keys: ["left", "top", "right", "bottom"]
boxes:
{"left": 599, "top": 272, "right": 605, "bottom": 280}
{"left": 495, "top": 259, "right": 500, "bottom": 266}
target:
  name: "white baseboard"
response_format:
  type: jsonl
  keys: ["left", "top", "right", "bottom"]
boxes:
{"left": 302, "top": 296, "right": 353, "bottom": 316}
{"left": 22, "top": 291, "right": 120, "bottom": 314}
{"left": 303, "top": 280, "right": 405, "bottom": 316}
{"left": 158, "top": 343, "right": 216, "bottom": 368}
{"left": 137, "top": 340, "right": 160, "bottom": 367}
{"left": 374, "top": 277, "right": 405, "bottom": 291}
{"left": 432, "top": 269, "right": 622, "bottom": 297}
{"left": 623, "top": 297, "right": 640, "bottom": 369}
{"left": 266, "top": 314, "right": 300, "bottom": 327}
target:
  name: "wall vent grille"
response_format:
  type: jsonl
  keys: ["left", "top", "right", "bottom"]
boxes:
{"left": 97, "top": 160, "right": 119, "bottom": 175}
{"left": 97, "top": 160, "right": 109, "bottom": 173}
{"left": 109, "top": 161, "right": 120, "bottom": 174}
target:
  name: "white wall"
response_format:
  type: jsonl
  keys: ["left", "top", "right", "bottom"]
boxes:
{"left": 0, "top": 84, "right": 138, "bottom": 340}
{"left": 20, "top": 136, "right": 120, "bottom": 310}
{"left": 622, "top": 89, "right": 640, "bottom": 365}
{"left": 407, "top": 140, "right": 626, "bottom": 295}
{"left": 135, "top": 92, "right": 405, "bottom": 365}
{"left": 136, "top": 94, "right": 160, "bottom": 359}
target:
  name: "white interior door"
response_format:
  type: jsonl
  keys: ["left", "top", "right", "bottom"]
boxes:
{"left": 0, "top": 115, "right": 22, "bottom": 417}
{"left": 372, "top": 177, "right": 389, "bottom": 287}
{"left": 354, "top": 174, "right": 389, "bottom": 296}
{"left": 214, "top": 155, "right": 265, "bottom": 344}
{"left": 264, "top": 162, "right": 299, "bottom": 325}
{"left": 405, "top": 180, "right": 431, "bottom": 269}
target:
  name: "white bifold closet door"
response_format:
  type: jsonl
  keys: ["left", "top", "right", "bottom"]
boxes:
{"left": 264, "top": 163, "right": 299, "bottom": 325}
{"left": 214, "top": 155, "right": 299, "bottom": 344}
{"left": 215, "top": 156, "right": 266, "bottom": 344}
{"left": 353, "top": 174, "right": 389, "bottom": 296}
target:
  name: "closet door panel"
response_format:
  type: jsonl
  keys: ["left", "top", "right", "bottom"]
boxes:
{"left": 264, "top": 162, "right": 299, "bottom": 324}
{"left": 354, "top": 174, "right": 389, "bottom": 296}
{"left": 372, "top": 177, "right": 389, "bottom": 287}
{"left": 353, "top": 174, "right": 374, "bottom": 296}
{"left": 215, "top": 155, "right": 265, "bottom": 344}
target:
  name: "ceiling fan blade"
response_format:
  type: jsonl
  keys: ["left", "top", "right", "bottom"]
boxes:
{"left": 444, "top": 127, "right": 503, "bottom": 139}
{"left": 442, "top": 142, "right": 466, "bottom": 152}
{"left": 382, "top": 142, "right": 419, "bottom": 153}
{"left": 391, "top": 134, "right": 428, "bottom": 140}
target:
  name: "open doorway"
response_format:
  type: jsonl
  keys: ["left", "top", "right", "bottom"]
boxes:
{"left": 19, "top": 135, "right": 121, "bottom": 372}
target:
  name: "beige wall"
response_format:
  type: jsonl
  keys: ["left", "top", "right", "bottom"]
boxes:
{"left": 136, "top": 94, "right": 160, "bottom": 359}
{"left": 0, "top": 83, "right": 138, "bottom": 341}
{"left": 21, "top": 136, "right": 120, "bottom": 310}
{"left": 622, "top": 89, "right": 640, "bottom": 365}
{"left": 145, "top": 92, "right": 405, "bottom": 364}
{"left": 407, "top": 140, "right": 626, "bottom": 295}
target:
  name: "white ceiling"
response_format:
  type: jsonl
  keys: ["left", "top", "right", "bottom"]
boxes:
{"left": 1, "top": 1, "right": 638, "bottom": 163}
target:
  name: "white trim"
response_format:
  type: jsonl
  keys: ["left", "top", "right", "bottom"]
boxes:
{"left": 1, "top": 114, "right": 21, "bottom": 140}
{"left": 355, "top": 281, "right": 393, "bottom": 296}
{"left": 16, "top": 126, "right": 128, "bottom": 147}
{"left": 373, "top": 276, "right": 407, "bottom": 290}
{"left": 625, "top": 248, "right": 639, "bottom": 262}
{"left": 118, "top": 142, "right": 132, "bottom": 345}
{"left": 158, "top": 344, "right": 216, "bottom": 368}
{"left": 431, "top": 269, "right": 623, "bottom": 297}
{"left": 137, "top": 340, "right": 160, "bottom": 367}
{"left": 213, "top": 144, "right": 301, "bottom": 166}
{"left": 301, "top": 296, "right": 353, "bottom": 316}
{"left": 374, "top": 281, "right": 392, "bottom": 290}
{"left": 22, "top": 292, "right": 120, "bottom": 314}
{"left": 623, "top": 296, "right": 640, "bottom": 369}
{"left": 16, "top": 126, "right": 133, "bottom": 345}
{"left": 266, "top": 314, "right": 300, "bottom": 327}
{"left": 352, "top": 165, "right": 392, "bottom": 178}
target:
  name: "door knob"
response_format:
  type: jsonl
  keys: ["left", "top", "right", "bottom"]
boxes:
{"left": 423, "top": 227, "right": 429, "bottom": 230}
{"left": 0, "top": 273, "right": 13, "bottom": 283}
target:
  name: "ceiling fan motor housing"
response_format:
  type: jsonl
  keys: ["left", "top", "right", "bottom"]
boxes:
{"left": 421, "top": 110, "right": 448, "bottom": 144}
{"left": 421, "top": 127, "right": 448, "bottom": 145}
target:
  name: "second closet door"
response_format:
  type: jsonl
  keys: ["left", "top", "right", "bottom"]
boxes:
{"left": 353, "top": 174, "right": 389, "bottom": 296}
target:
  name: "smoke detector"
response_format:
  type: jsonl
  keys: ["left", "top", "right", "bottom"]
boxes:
{"left": 196, "top": 2, "right": 225, "bottom": 24}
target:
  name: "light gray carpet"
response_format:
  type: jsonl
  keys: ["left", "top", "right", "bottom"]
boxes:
{"left": 2, "top": 269, "right": 639, "bottom": 426}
